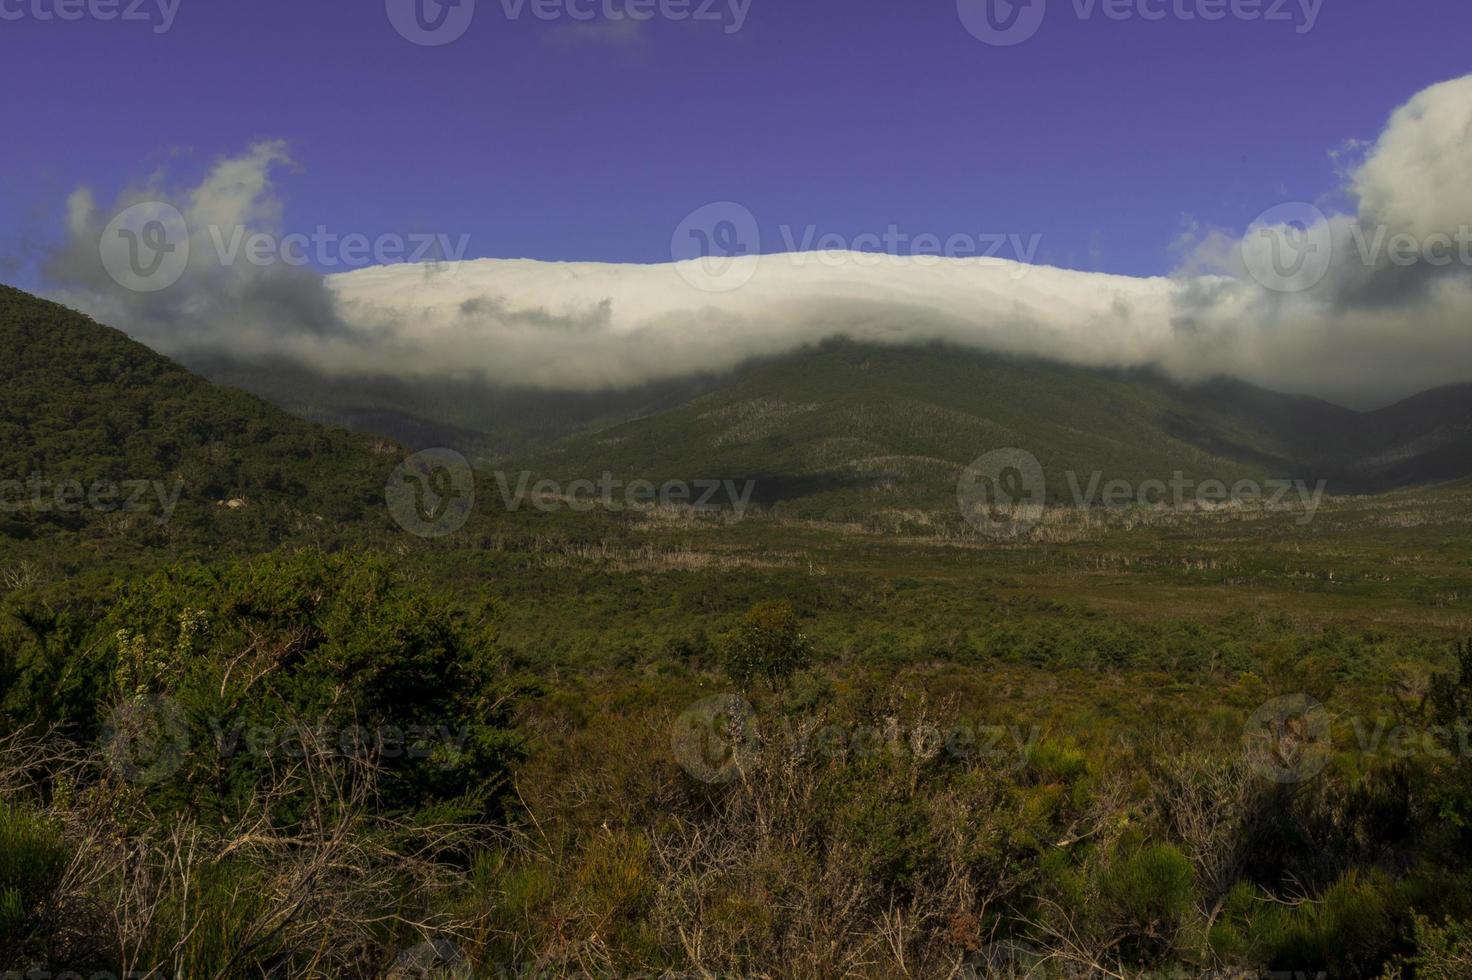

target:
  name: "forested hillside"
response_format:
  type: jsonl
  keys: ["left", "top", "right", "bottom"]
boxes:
{"left": 0, "top": 286, "right": 396, "bottom": 555}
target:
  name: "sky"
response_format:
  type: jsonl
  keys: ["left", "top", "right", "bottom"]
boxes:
{"left": 3, "top": 1, "right": 1472, "bottom": 410}
{"left": 3, "top": 0, "right": 1471, "bottom": 282}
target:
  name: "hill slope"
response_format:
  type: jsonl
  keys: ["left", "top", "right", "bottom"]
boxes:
{"left": 182, "top": 351, "right": 715, "bottom": 461}
{"left": 0, "top": 285, "right": 399, "bottom": 555}
{"left": 510, "top": 339, "right": 1472, "bottom": 520}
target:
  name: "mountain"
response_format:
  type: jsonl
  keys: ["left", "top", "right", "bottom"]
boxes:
{"left": 181, "top": 350, "right": 718, "bottom": 462}
{"left": 0, "top": 285, "right": 399, "bottom": 554}
{"left": 28, "top": 275, "right": 1472, "bottom": 533}
{"left": 503, "top": 338, "right": 1472, "bottom": 521}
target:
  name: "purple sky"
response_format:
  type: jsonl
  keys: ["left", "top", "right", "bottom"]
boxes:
{"left": 2, "top": 0, "right": 1469, "bottom": 285}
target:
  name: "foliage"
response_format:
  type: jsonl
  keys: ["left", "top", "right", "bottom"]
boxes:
{"left": 0, "top": 285, "right": 396, "bottom": 555}
{"left": 1104, "top": 843, "right": 1197, "bottom": 944}
{"left": 1380, "top": 914, "right": 1472, "bottom": 980}
{"left": 720, "top": 599, "right": 814, "bottom": 691}
{"left": 0, "top": 800, "right": 68, "bottom": 960}
{"left": 4, "top": 284, "right": 1472, "bottom": 975}
{"left": 90, "top": 550, "right": 521, "bottom": 822}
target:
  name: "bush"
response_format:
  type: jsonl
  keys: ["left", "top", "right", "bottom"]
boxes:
{"left": 1252, "top": 870, "right": 1403, "bottom": 977}
{"left": 91, "top": 550, "right": 521, "bottom": 823}
{"left": 0, "top": 800, "right": 68, "bottom": 956}
{"left": 1380, "top": 914, "right": 1472, "bottom": 979}
{"left": 1104, "top": 843, "right": 1197, "bottom": 951}
{"left": 721, "top": 600, "right": 813, "bottom": 691}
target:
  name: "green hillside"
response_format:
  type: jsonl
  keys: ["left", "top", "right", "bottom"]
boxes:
{"left": 184, "top": 350, "right": 718, "bottom": 461}
{"left": 0, "top": 285, "right": 399, "bottom": 558}
{"left": 509, "top": 339, "right": 1472, "bottom": 521}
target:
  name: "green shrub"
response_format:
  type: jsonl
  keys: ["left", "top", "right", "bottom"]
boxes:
{"left": 92, "top": 550, "right": 521, "bottom": 823}
{"left": 1104, "top": 843, "right": 1197, "bottom": 948}
{"left": 1029, "top": 738, "right": 1088, "bottom": 784}
{"left": 722, "top": 600, "right": 813, "bottom": 691}
{"left": 1379, "top": 914, "right": 1472, "bottom": 980}
{"left": 0, "top": 801, "right": 68, "bottom": 952}
{"left": 1253, "top": 870, "right": 1403, "bottom": 977}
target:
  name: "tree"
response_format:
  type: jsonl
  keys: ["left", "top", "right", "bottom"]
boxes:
{"left": 721, "top": 600, "right": 813, "bottom": 691}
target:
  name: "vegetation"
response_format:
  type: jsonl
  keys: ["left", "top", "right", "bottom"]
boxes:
{"left": 2, "top": 286, "right": 1472, "bottom": 976}
{"left": 0, "top": 284, "right": 398, "bottom": 559}
{"left": 513, "top": 338, "right": 1472, "bottom": 524}
{"left": 721, "top": 599, "right": 814, "bottom": 690}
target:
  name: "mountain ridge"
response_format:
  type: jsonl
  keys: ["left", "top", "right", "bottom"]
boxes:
{"left": 16, "top": 283, "right": 1472, "bottom": 528}
{"left": 503, "top": 338, "right": 1472, "bottom": 518}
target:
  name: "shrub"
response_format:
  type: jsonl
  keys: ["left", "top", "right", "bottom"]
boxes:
{"left": 1104, "top": 843, "right": 1197, "bottom": 950}
{"left": 91, "top": 550, "right": 521, "bottom": 823}
{"left": 0, "top": 800, "right": 68, "bottom": 955}
{"left": 1252, "top": 870, "right": 1403, "bottom": 977}
{"left": 1379, "top": 914, "right": 1472, "bottom": 980}
{"left": 721, "top": 600, "right": 813, "bottom": 691}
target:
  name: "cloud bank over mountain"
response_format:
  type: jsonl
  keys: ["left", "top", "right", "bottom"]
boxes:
{"left": 40, "top": 75, "right": 1472, "bottom": 409}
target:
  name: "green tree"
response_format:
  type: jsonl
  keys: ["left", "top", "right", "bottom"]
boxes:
{"left": 722, "top": 600, "right": 813, "bottom": 691}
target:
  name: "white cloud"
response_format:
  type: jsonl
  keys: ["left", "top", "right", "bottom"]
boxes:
{"left": 1167, "top": 73, "right": 1472, "bottom": 406}
{"left": 40, "top": 75, "right": 1472, "bottom": 410}
{"left": 1353, "top": 75, "right": 1472, "bottom": 239}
